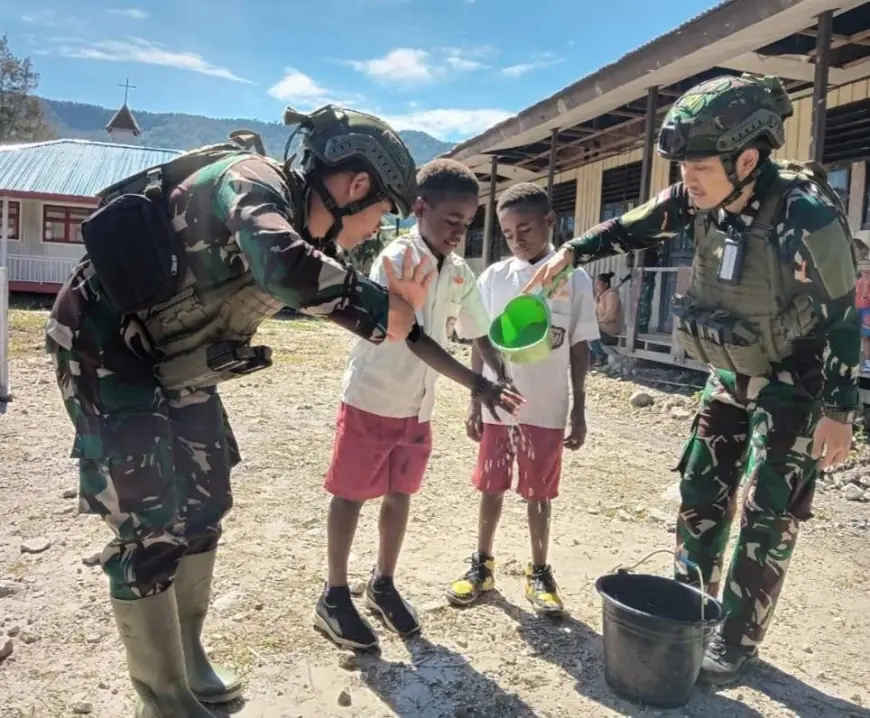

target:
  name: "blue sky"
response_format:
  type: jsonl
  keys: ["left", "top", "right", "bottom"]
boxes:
{"left": 4, "top": 0, "right": 718, "bottom": 141}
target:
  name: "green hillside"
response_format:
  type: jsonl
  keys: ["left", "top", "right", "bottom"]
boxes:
{"left": 39, "top": 98, "right": 455, "bottom": 164}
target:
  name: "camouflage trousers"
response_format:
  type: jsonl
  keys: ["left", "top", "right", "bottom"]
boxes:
{"left": 674, "top": 368, "right": 820, "bottom": 649}
{"left": 46, "top": 263, "right": 240, "bottom": 600}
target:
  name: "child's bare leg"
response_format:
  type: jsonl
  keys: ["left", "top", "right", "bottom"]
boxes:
{"left": 527, "top": 499, "right": 551, "bottom": 567}
{"left": 327, "top": 496, "right": 363, "bottom": 587}
{"left": 368, "top": 492, "right": 420, "bottom": 636}
{"left": 478, "top": 491, "right": 505, "bottom": 557}
{"left": 376, "top": 492, "right": 410, "bottom": 578}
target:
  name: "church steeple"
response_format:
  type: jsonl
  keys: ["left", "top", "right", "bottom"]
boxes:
{"left": 105, "top": 79, "right": 141, "bottom": 141}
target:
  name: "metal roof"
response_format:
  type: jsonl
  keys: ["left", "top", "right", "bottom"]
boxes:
{"left": 0, "top": 139, "right": 183, "bottom": 199}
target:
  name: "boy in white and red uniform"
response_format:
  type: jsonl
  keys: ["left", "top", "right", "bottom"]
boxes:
{"left": 446, "top": 182, "right": 599, "bottom": 615}
{"left": 315, "top": 159, "right": 519, "bottom": 650}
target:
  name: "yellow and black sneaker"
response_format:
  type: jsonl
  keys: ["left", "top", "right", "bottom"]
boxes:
{"left": 446, "top": 552, "right": 495, "bottom": 606}
{"left": 524, "top": 563, "right": 565, "bottom": 616}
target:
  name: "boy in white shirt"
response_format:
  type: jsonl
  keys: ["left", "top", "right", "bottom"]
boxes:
{"left": 446, "top": 183, "right": 599, "bottom": 616}
{"left": 315, "top": 159, "right": 521, "bottom": 650}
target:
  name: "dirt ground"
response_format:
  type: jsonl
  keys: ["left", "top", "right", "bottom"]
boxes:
{"left": 1, "top": 309, "right": 869, "bottom": 718}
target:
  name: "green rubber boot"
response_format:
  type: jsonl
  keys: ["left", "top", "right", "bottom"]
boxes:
{"left": 175, "top": 550, "right": 243, "bottom": 704}
{"left": 110, "top": 588, "right": 215, "bottom": 718}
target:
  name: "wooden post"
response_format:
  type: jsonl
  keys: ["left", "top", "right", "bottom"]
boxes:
{"left": 0, "top": 196, "right": 8, "bottom": 413}
{"left": 481, "top": 155, "right": 498, "bottom": 267}
{"left": 547, "top": 129, "right": 558, "bottom": 243}
{"left": 810, "top": 10, "right": 833, "bottom": 162}
{"left": 627, "top": 85, "right": 659, "bottom": 352}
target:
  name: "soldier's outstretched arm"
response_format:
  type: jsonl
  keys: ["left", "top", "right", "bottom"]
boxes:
{"left": 523, "top": 183, "right": 695, "bottom": 294}
{"left": 564, "top": 182, "right": 696, "bottom": 264}
{"left": 786, "top": 190, "right": 861, "bottom": 412}
{"left": 212, "top": 157, "right": 390, "bottom": 343}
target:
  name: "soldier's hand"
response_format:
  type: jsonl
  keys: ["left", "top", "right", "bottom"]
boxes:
{"left": 383, "top": 247, "right": 436, "bottom": 312}
{"left": 521, "top": 245, "right": 573, "bottom": 295}
{"left": 812, "top": 416, "right": 853, "bottom": 469}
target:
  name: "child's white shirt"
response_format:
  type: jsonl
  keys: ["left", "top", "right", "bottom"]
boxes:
{"left": 478, "top": 248, "right": 600, "bottom": 429}
{"left": 340, "top": 226, "right": 490, "bottom": 422}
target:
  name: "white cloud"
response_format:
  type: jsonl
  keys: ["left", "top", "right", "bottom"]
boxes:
{"left": 500, "top": 53, "right": 564, "bottom": 77}
{"left": 46, "top": 37, "right": 249, "bottom": 83}
{"left": 107, "top": 8, "right": 149, "bottom": 19}
{"left": 267, "top": 68, "right": 334, "bottom": 106}
{"left": 21, "top": 10, "right": 89, "bottom": 33}
{"left": 348, "top": 48, "right": 434, "bottom": 84}
{"left": 266, "top": 68, "right": 365, "bottom": 111}
{"left": 346, "top": 46, "right": 489, "bottom": 85}
{"left": 379, "top": 108, "right": 513, "bottom": 140}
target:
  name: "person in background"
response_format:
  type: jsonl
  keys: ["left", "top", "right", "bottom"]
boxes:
{"left": 855, "top": 252, "right": 870, "bottom": 371}
{"left": 589, "top": 271, "right": 622, "bottom": 366}
{"left": 445, "top": 182, "right": 598, "bottom": 616}
{"left": 314, "top": 159, "right": 522, "bottom": 651}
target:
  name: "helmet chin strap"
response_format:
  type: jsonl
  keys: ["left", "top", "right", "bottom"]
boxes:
{"left": 713, "top": 153, "right": 764, "bottom": 213}
{"left": 307, "top": 173, "right": 385, "bottom": 247}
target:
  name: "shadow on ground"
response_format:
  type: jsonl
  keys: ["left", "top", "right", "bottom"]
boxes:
{"left": 486, "top": 593, "right": 762, "bottom": 717}
{"left": 355, "top": 632, "right": 539, "bottom": 718}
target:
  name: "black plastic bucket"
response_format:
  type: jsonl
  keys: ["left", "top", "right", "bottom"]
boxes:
{"left": 595, "top": 572, "right": 724, "bottom": 708}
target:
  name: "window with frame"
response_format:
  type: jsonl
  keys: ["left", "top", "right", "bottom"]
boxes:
{"left": 600, "top": 161, "right": 642, "bottom": 222}
{"left": 825, "top": 165, "right": 851, "bottom": 215}
{"left": 1, "top": 200, "right": 21, "bottom": 240}
{"left": 43, "top": 205, "right": 92, "bottom": 243}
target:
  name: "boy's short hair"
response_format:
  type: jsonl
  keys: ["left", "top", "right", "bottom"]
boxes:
{"left": 496, "top": 182, "right": 551, "bottom": 215}
{"left": 417, "top": 158, "right": 479, "bottom": 204}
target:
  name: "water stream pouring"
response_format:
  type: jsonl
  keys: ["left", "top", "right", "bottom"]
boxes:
{"left": 488, "top": 265, "right": 573, "bottom": 365}
{"left": 594, "top": 549, "right": 724, "bottom": 708}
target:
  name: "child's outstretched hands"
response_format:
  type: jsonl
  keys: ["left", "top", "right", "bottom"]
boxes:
{"left": 472, "top": 376, "right": 524, "bottom": 422}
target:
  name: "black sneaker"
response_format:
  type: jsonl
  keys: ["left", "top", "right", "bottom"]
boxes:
{"left": 313, "top": 585, "right": 378, "bottom": 650}
{"left": 364, "top": 575, "right": 420, "bottom": 637}
{"left": 698, "top": 632, "right": 758, "bottom": 685}
{"left": 446, "top": 552, "right": 495, "bottom": 606}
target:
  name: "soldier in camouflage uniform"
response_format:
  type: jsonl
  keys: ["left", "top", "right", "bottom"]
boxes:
{"left": 524, "top": 74, "right": 859, "bottom": 684}
{"left": 44, "top": 105, "right": 519, "bottom": 718}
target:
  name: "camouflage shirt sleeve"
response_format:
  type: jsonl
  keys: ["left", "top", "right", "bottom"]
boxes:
{"left": 212, "top": 157, "right": 389, "bottom": 344}
{"left": 781, "top": 185, "right": 860, "bottom": 411}
{"left": 565, "top": 182, "right": 696, "bottom": 265}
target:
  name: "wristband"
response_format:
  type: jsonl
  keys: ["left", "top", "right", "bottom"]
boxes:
{"left": 823, "top": 406, "right": 859, "bottom": 424}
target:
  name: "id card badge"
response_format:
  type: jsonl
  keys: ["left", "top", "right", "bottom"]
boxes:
{"left": 717, "top": 231, "right": 745, "bottom": 285}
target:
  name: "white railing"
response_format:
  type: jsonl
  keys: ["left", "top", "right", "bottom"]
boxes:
{"left": 7, "top": 254, "right": 81, "bottom": 285}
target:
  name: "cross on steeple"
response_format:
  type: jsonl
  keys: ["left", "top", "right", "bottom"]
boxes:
{"left": 118, "top": 78, "right": 136, "bottom": 106}
{"left": 105, "top": 78, "right": 141, "bottom": 140}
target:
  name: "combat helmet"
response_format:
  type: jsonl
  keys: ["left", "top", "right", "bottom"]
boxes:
{"left": 283, "top": 104, "right": 417, "bottom": 240}
{"left": 657, "top": 73, "right": 794, "bottom": 204}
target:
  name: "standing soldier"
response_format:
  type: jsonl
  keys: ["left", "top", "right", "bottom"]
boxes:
{"left": 524, "top": 74, "right": 860, "bottom": 684}
{"left": 45, "top": 105, "right": 518, "bottom": 717}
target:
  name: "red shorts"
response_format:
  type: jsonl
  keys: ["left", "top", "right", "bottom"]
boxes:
{"left": 472, "top": 423, "right": 564, "bottom": 501}
{"left": 324, "top": 403, "right": 432, "bottom": 501}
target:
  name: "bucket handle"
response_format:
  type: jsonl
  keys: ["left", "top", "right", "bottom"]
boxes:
{"left": 611, "top": 548, "right": 709, "bottom": 622}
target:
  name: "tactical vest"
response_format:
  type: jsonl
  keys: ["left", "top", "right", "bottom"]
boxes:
{"left": 672, "top": 162, "right": 849, "bottom": 377}
{"left": 83, "top": 131, "right": 306, "bottom": 391}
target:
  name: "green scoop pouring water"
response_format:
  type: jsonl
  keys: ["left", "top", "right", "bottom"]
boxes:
{"left": 488, "top": 265, "right": 574, "bottom": 365}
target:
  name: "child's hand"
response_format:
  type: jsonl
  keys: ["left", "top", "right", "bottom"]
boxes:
{"left": 563, "top": 406, "right": 587, "bottom": 450}
{"left": 472, "top": 377, "right": 524, "bottom": 422}
{"left": 466, "top": 400, "right": 483, "bottom": 442}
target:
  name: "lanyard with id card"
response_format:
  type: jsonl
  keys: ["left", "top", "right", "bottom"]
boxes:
{"left": 717, "top": 226, "right": 745, "bottom": 285}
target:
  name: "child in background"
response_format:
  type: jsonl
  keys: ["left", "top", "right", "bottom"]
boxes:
{"left": 446, "top": 182, "right": 599, "bottom": 616}
{"left": 315, "top": 159, "right": 518, "bottom": 650}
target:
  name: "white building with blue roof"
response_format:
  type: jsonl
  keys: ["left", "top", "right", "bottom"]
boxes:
{"left": 0, "top": 138, "right": 182, "bottom": 293}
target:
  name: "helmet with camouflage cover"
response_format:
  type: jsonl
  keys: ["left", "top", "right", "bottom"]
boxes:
{"left": 657, "top": 73, "right": 793, "bottom": 161}
{"left": 283, "top": 104, "right": 417, "bottom": 219}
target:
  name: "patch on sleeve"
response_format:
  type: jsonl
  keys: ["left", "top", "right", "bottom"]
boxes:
{"left": 800, "top": 222, "right": 857, "bottom": 300}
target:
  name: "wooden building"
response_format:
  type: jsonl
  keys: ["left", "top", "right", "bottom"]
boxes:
{"left": 443, "top": 0, "right": 870, "bottom": 402}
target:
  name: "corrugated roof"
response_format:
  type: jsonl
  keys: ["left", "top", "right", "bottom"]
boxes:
{"left": 0, "top": 139, "right": 183, "bottom": 198}
{"left": 443, "top": 0, "right": 761, "bottom": 159}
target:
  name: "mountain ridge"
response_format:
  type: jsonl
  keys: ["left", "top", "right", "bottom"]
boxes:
{"left": 36, "top": 97, "right": 456, "bottom": 165}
